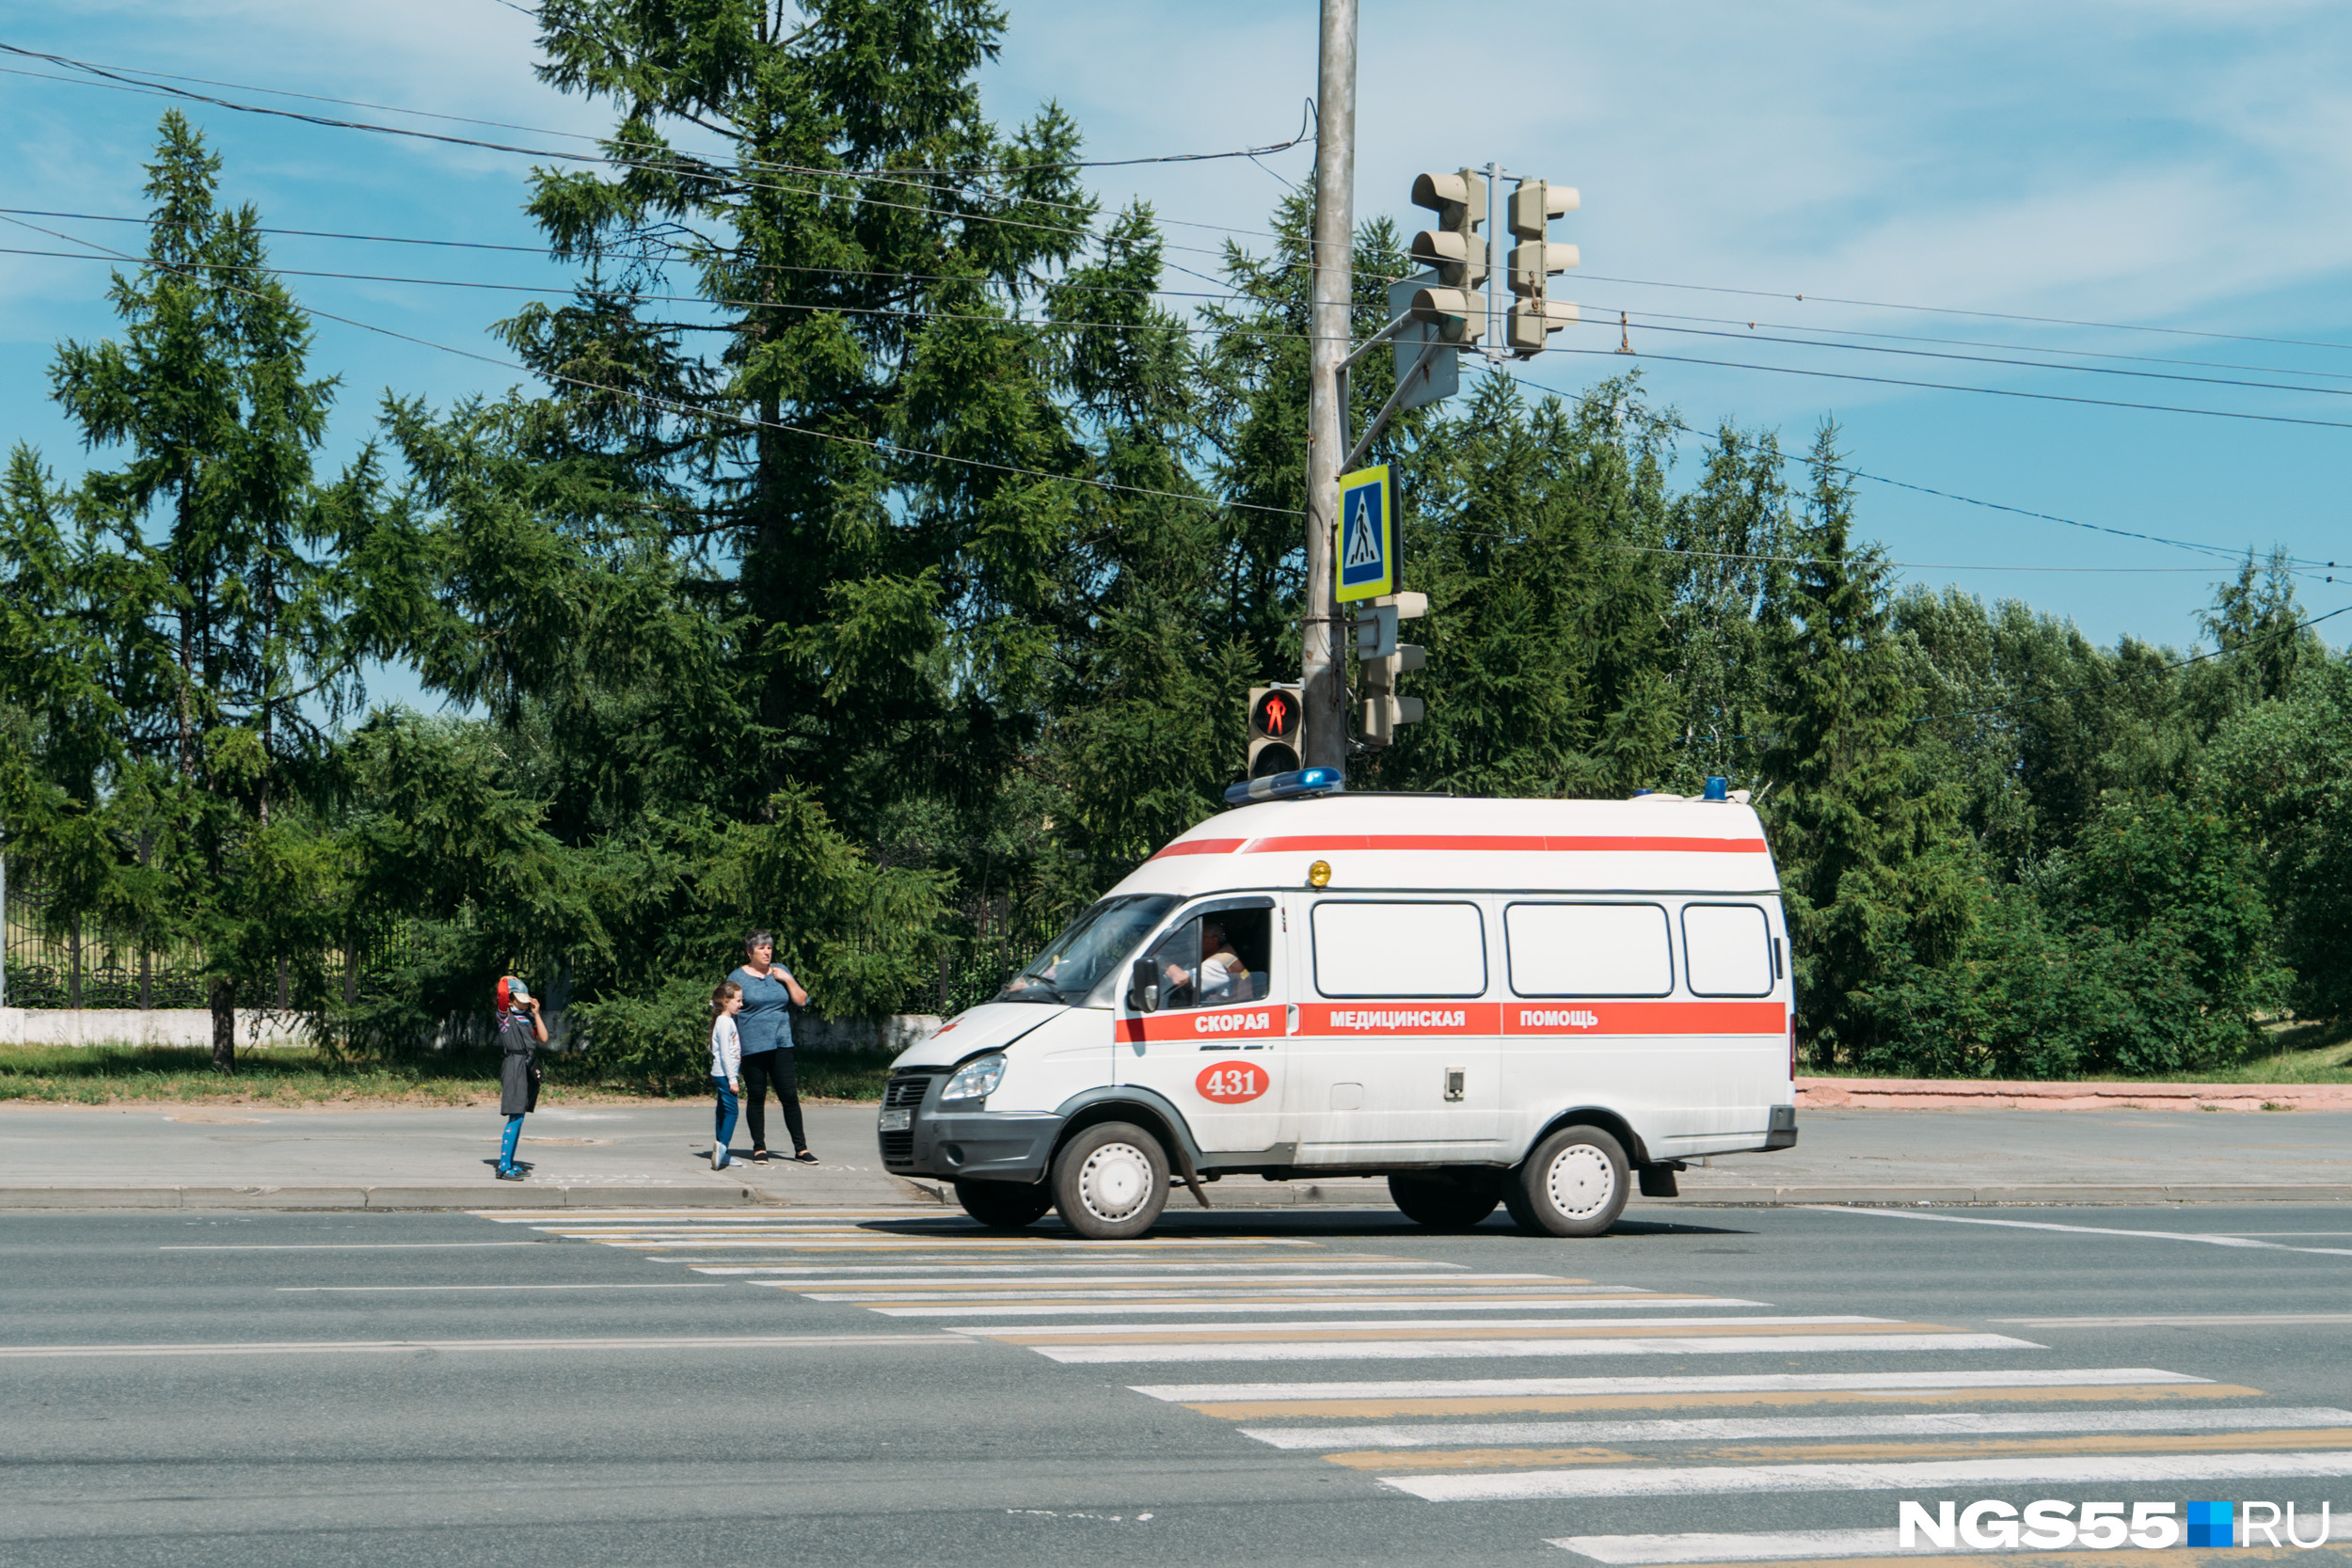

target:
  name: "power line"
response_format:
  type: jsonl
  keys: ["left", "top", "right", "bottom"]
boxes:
{"left": 0, "top": 45, "right": 1322, "bottom": 263}
{"left": 1583, "top": 299, "right": 2352, "bottom": 388}
{"left": 1544, "top": 342, "right": 2352, "bottom": 435}
{"left": 0, "top": 243, "right": 1315, "bottom": 349}
{"left": 0, "top": 211, "right": 1306, "bottom": 519}
{"left": 10, "top": 48, "right": 1318, "bottom": 181}
{"left": 1580, "top": 272, "right": 2352, "bottom": 356}
{"left": 1577, "top": 314, "right": 2352, "bottom": 404}
{"left": 0, "top": 206, "right": 1276, "bottom": 309}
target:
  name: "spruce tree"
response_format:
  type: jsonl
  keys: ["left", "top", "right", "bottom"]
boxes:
{"left": 43, "top": 112, "right": 354, "bottom": 1069}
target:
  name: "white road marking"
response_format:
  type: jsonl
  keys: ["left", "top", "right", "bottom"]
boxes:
{"left": 971, "top": 1315, "right": 1889, "bottom": 1338}
{"left": 1032, "top": 1333, "right": 2038, "bottom": 1366}
{"left": 857, "top": 1298, "right": 1770, "bottom": 1318}
{"left": 1549, "top": 1516, "right": 2352, "bottom": 1562}
{"left": 683, "top": 1261, "right": 1454, "bottom": 1276}
{"left": 565, "top": 1237, "right": 1328, "bottom": 1249}
{"left": 751, "top": 1272, "right": 1561, "bottom": 1288}
{"left": 1130, "top": 1370, "right": 2189, "bottom": 1403}
{"left": 275, "top": 1282, "right": 728, "bottom": 1292}
{"left": 1549, "top": 1528, "right": 1910, "bottom": 1563}
{"left": 1995, "top": 1313, "right": 2352, "bottom": 1327}
{"left": 1388, "top": 1449, "right": 2352, "bottom": 1502}
{"left": 1809, "top": 1207, "right": 2352, "bottom": 1259}
{"left": 0, "top": 1332, "right": 981, "bottom": 1359}
{"left": 1242, "top": 1406, "right": 2352, "bottom": 1449}
{"left": 160, "top": 1243, "right": 553, "bottom": 1251}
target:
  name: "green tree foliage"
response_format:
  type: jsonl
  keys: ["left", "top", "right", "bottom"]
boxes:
{"left": 7, "top": 114, "right": 364, "bottom": 1069}
{"left": 8, "top": 14, "right": 2347, "bottom": 1088}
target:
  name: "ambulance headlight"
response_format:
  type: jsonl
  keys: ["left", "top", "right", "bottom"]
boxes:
{"left": 942, "top": 1054, "right": 1007, "bottom": 1104}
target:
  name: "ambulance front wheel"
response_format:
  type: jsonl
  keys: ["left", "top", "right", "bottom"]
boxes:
{"left": 956, "top": 1179, "right": 1054, "bottom": 1230}
{"left": 1050, "top": 1121, "right": 1170, "bottom": 1240}
{"left": 1388, "top": 1173, "right": 1502, "bottom": 1229}
{"left": 1506, "top": 1125, "right": 1629, "bottom": 1237}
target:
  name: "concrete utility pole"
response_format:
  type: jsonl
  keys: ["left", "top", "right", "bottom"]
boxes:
{"left": 1302, "top": 0, "right": 1356, "bottom": 772}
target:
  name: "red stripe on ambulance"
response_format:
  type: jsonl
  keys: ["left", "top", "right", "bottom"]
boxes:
{"left": 1504, "top": 1001, "right": 1788, "bottom": 1036}
{"left": 1150, "top": 832, "right": 1768, "bottom": 860}
{"left": 1115, "top": 1006, "right": 1282, "bottom": 1043}
{"left": 1296, "top": 1003, "right": 1503, "bottom": 1035}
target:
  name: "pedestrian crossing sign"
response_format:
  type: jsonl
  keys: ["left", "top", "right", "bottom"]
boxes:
{"left": 1336, "top": 464, "right": 1393, "bottom": 603}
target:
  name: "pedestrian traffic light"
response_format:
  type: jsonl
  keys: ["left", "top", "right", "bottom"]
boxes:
{"left": 1409, "top": 168, "right": 1487, "bottom": 289}
{"left": 1504, "top": 178, "right": 1579, "bottom": 358}
{"left": 1354, "top": 592, "right": 1428, "bottom": 746}
{"left": 1247, "top": 685, "right": 1305, "bottom": 778}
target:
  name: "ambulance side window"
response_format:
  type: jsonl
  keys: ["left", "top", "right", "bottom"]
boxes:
{"left": 1145, "top": 909, "right": 1274, "bottom": 1011}
{"left": 1311, "top": 901, "right": 1487, "bottom": 998}
{"left": 1504, "top": 903, "right": 1672, "bottom": 998}
{"left": 1682, "top": 904, "right": 1774, "bottom": 997}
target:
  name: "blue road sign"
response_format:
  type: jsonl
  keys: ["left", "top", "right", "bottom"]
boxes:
{"left": 1336, "top": 464, "right": 1393, "bottom": 603}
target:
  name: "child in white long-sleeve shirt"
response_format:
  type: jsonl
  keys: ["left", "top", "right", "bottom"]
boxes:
{"left": 709, "top": 980, "right": 744, "bottom": 1170}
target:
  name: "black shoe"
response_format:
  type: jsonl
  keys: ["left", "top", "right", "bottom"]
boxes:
{"left": 495, "top": 1166, "right": 526, "bottom": 1181}
{"left": 751, "top": 1149, "right": 771, "bottom": 1164}
{"left": 792, "top": 1150, "right": 819, "bottom": 1164}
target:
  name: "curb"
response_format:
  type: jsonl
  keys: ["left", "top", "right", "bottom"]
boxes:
{"left": 0, "top": 1183, "right": 819, "bottom": 1211}
{"left": 1796, "top": 1076, "right": 2352, "bottom": 1113}
{"left": 2, "top": 1181, "right": 2349, "bottom": 1211}
{"left": 1664, "top": 1183, "right": 2352, "bottom": 1206}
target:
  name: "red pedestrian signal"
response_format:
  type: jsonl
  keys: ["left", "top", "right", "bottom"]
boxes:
{"left": 1246, "top": 685, "right": 1304, "bottom": 779}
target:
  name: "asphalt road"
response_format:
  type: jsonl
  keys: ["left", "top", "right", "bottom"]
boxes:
{"left": 7, "top": 1202, "right": 2351, "bottom": 1567}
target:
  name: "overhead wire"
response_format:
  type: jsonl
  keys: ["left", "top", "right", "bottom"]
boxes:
{"left": 0, "top": 210, "right": 1306, "bottom": 519}
{"left": 1577, "top": 272, "right": 2352, "bottom": 356}
{"left": 0, "top": 43, "right": 1325, "bottom": 262}
{"left": 14, "top": 219, "right": 2339, "bottom": 575}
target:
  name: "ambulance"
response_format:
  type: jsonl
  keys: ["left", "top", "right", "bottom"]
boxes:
{"left": 877, "top": 777, "right": 1798, "bottom": 1240}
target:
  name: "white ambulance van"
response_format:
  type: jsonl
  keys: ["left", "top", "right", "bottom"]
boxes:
{"left": 877, "top": 785, "right": 1797, "bottom": 1239}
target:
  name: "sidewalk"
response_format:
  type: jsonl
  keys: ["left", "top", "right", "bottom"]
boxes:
{"left": 3, "top": 1101, "right": 2349, "bottom": 1211}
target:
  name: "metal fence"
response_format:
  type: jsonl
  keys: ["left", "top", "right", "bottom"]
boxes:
{"left": 1, "top": 862, "right": 214, "bottom": 1009}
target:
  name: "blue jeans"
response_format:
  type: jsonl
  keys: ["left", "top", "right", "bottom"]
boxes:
{"left": 500, "top": 1114, "right": 524, "bottom": 1172}
{"left": 711, "top": 1075, "right": 739, "bottom": 1164}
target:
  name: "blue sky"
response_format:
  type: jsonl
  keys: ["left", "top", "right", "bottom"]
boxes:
{"left": 6, "top": 0, "right": 2351, "bottom": 720}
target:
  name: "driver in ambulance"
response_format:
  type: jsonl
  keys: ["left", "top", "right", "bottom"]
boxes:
{"left": 1163, "top": 918, "right": 1250, "bottom": 1005}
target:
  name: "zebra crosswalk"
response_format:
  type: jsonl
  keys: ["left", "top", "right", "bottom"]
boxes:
{"left": 477, "top": 1208, "right": 2350, "bottom": 1562}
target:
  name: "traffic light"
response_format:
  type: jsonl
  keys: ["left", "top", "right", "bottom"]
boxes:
{"left": 1504, "top": 178, "right": 1578, "bottom": 358}
{"left": 1353, "top": 592, "right": 1428, "bottom": 746}
{"left": 1247, "top": 685, "right": 1305, "bottom": 778}
{"left": 1409, "top": 168, "right": 1487, "bottom": 347}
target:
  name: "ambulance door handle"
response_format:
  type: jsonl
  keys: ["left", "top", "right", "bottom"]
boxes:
{"left": 1286, "top": 1004, "right": 1298, "bottom": 1036}
{"left": 1445, "top": 1068, "right": 1466, "bottom": 1102}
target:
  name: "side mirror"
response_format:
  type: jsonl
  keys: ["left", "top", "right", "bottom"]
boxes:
{"left": 1130, "top": 957, "right": 1160, "bottom": 1013}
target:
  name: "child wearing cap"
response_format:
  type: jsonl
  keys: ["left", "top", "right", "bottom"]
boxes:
{"left": 495, "top": 974, "right": 548, "bottom": 1180}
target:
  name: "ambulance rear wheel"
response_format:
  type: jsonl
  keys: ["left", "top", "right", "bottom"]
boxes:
{"left": 956, "top": 1179, "right": 1053, "bottom": 1230}
{"left": 1507, "top": 1125, "right": 1629, "bottom": 1237}
{"left": 1050, "top": 1122, "right": 1169, "bottom": 1240}
{"left": 1388, "top": 1173, "right": 1501, "bottom": 1229}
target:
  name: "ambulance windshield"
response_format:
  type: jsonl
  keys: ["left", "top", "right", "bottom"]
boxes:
{"left": 993, "top": 895, "right": 1179, "bottom": 1006}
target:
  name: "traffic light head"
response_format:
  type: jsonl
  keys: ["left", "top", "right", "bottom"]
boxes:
{"left": 1502, "top": 178, "right": 1578, "bottom": 359}
{"left": 1507, "top": 182, "right": 1578, "bottom": 238}
{"left": 1410, "top": 285, "right": 1487, "bottom": 344}
{"left": 1247, "top": 685, "right": 1304, "bottom": 779}
{"left": 1410, "top": 167, "right": 1488, "bottom": 289}
{"left": 1411, "top": 169, "right": 1486, "bottom": 226}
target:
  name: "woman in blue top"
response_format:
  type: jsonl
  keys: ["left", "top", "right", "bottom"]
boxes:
{"left": 731, "top": 929, "right": 816, "bottom": 1163}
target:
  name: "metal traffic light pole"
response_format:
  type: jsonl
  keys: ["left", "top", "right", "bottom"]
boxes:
{"left": 1302, "top": 0, "right": 1355, "bottom": 774}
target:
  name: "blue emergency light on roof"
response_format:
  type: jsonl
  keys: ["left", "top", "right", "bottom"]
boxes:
{"left": 1704, "top": 776, "right": 1730, "bottom": 801}
{"left": 1224, "top": 767, "right": 1345, "bottom": 806}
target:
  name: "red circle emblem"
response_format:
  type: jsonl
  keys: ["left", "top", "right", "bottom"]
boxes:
{"left": 1196, "top": 1062, "right": 1269, "bottom": 1103}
